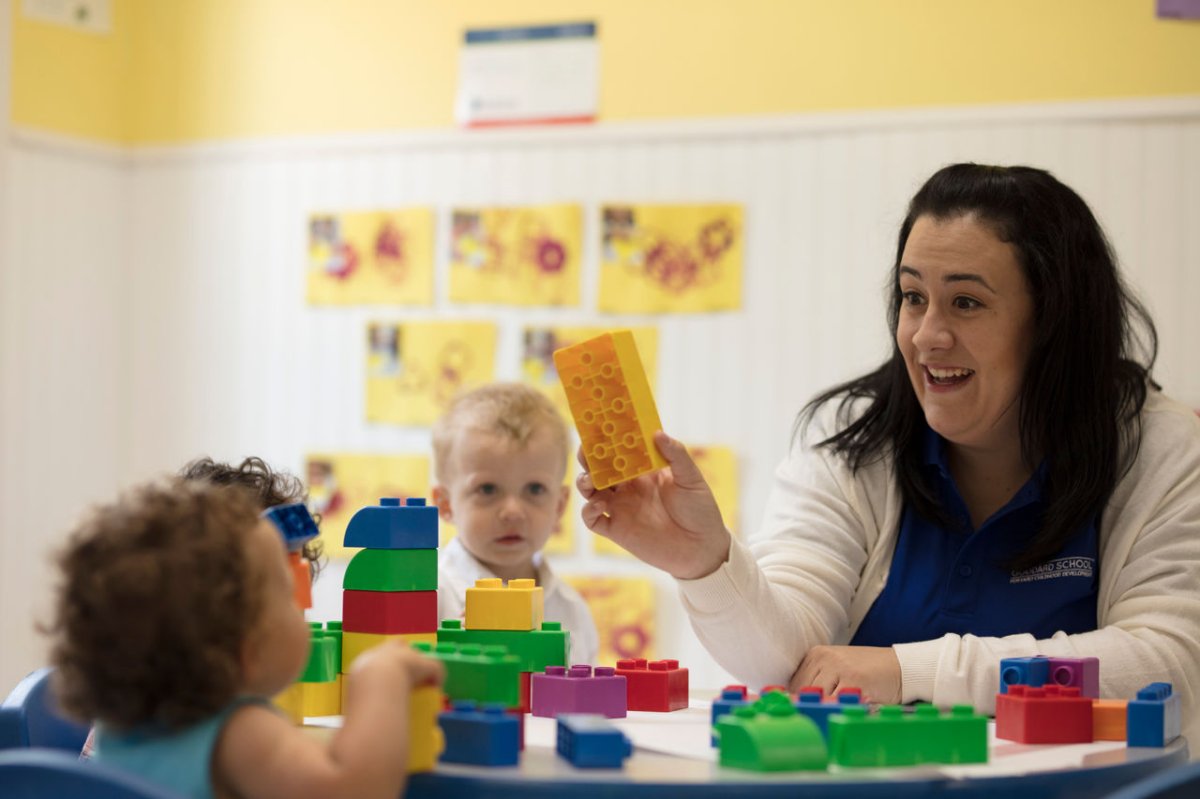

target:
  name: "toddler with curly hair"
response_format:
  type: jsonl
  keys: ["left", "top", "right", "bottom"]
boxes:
{"left": 48, "top": 479, "right": 443, "bottom": 799}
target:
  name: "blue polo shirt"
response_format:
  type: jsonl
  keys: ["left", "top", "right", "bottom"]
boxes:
{"left": 850, "top": 423, "right": 1098, "bottom": 647}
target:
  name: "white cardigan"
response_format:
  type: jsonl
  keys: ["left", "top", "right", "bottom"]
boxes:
{"left": 678, "top": 390, "right": 1200, "bottom": 746}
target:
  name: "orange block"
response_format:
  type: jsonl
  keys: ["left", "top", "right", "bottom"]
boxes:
{"left": 554, "top": 330, "right": 665, "bottom": 490}
{"left": 1093, "top": 699, "right": 1128, "bottom": 741}
{"left": 289, "top": 552, "right": 312, "bottom": 610}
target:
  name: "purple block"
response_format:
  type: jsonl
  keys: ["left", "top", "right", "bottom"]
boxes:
{"left": 531, "top": 665, "right": 627, "bottom": 719}
{"left": 1045, "top": 656, "right": 1099, "bottom": 698}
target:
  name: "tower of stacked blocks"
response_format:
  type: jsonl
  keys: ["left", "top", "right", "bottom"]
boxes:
{"left": 554, "top": 330, "right": 665, "bottom": 490}
{"left": 341, "top": 497, "right": 443, "bottom": 770}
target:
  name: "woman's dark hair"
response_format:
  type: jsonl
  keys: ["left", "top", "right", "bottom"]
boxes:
{"left": 179, "top": 456, "right": 323, "bottom": 578}
{"left": 801, "top": 163, "right": 1158, "bottom": 570}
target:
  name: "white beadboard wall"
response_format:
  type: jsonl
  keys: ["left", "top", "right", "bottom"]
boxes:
{"left": 3, "top": 98, "right": 1199, "bottom": 693}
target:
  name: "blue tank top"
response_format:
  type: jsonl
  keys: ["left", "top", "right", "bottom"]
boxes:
{"left": 94, "top": 696, "right": 273, "bottom": 799}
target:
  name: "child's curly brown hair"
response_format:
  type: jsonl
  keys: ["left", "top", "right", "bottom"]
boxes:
{"left": 179, "top": 455, "right": 323, "bottom": 577}
{"left": 47, "top": 480, "right": 265, "bottom": 731}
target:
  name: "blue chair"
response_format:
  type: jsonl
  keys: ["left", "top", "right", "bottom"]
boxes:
{"left": 1104, "top": 761, "right": 1200, "bottom": 799}
{"left": 0, "top": 748, "right": 182, "bottom": 798}
{"left": 0, "top": 668, "right": 91, "bottom": 751}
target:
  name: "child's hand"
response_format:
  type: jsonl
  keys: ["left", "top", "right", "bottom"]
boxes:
{"left": 351, "top": 641, "right": 445, "bottom": 689}
{"left": 576, "top": 431, "right": 731, "bottom": 580}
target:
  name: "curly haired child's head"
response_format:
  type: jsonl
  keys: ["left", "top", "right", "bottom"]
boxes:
{"left": 48, "top": 480, "right": 290, "bottom": 731}
{"left": 178, "top": 455, "right": 323, "bottom": 575}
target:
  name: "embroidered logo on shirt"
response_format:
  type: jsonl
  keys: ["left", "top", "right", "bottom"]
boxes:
{"left": 1010, "top": 557, "right": 1095, "bottom": 584}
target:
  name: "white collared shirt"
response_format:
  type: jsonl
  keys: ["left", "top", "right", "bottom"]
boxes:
{"left": 438, "top": 537, "right": 600, "bottom": 666}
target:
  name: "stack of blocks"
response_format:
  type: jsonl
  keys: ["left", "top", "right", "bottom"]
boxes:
{"left": 341, "top": 497, "right": 443, "bottom": 771}
{"left": 554, "top": 330, "right": 665, "bottom": 490}
{"left": 998, "top": 655, "right": 1099, "bottom": 697}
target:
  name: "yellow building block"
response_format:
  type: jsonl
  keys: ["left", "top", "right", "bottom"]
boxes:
{"left": 273, "top": 682, "right": 305, "bottom": 724}
{"left": 465, "top": 577, "right": 544, "bottom": 631}
{"left": 342, "top": 631, "right": 438, "bottom": 673}
{"left": 407, "top": 684, "right": 445, "bottom": 773}
{"left": 300, "top": 675, "right": 343, "bottom": 717}
{"left": 554, "top": 330, "right": 666, "bottom": 490}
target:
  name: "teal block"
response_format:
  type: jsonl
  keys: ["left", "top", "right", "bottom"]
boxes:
{"left": 343, "top": 548, "right": 438, "bottom": 592}
{"left": 437, "top": 619, "right": 568, "bottom": 673}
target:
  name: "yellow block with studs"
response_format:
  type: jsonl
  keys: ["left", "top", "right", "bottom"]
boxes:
{"left": 407, "top": 684, "right": 445, "bottom": 772}
{"left": 465, "top": 577, "right": 544, "bottom": 631}
{"left": 299, "top": 675, "right": 343, "bottom": 717}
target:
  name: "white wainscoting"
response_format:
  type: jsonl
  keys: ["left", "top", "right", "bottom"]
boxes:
{"left": 4, "top": 97, "right": 1199, "bottom": 692}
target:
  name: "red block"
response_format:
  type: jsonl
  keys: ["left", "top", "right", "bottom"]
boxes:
{"left": 996, "top": 685, "right": 1094, "bottom": 744}
{"left": 616, "top": 657, "right": 689, "bottom": 712}
{"left": 342, "top": 590, "right": 437, "bottom": 634}
{"left": 517, "top": 671, "right": 531, "bottom": 714}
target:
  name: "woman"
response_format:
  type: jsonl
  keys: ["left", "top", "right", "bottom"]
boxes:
{"left": 577, "top": 164, "right": 1200, "bottom": 743}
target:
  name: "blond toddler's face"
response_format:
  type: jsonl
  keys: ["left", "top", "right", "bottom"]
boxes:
{"left": 433, "top": 427, "right": 568, "bottom": 582}
{"left": 240, "top": 520, "right": 312, "bottom": 697}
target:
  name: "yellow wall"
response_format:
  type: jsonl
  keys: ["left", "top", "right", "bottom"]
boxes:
{"left": 11, "top": 0, "right": 1200, "bottom": 145}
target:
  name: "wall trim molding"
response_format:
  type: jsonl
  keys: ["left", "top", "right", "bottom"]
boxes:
{"left": 10, "top": 95, "right": 1200, "bottom": 167}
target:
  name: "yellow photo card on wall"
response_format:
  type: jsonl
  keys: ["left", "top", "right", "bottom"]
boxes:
{"left": 307, "top": 208, "right": 435, "bottom": 306}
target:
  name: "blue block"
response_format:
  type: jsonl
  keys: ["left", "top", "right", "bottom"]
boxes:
{"left": 342, "top": 498, "right": 438, "bottom": 550}
{"left": 557, "top": 714, "right": 632, "bottom": 768}
{"left": 1127, "top": 682, "right": 1182, "bottom": 747}
{"left": 711, "top": 688, "right": 750, "bottom": 747}
{"left": 263, "top": 503, "right": 319, "bottom": 551}
{"left": 795, "top": 692, "right": 862, "bottom": 739}
{"left": 998, "top": 656, "right": 1050, "bottom": 694}
{"left": 438, "top": 701, "right": 520, "bottom": 766}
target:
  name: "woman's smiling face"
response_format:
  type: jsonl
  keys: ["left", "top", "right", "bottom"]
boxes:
{"left": 896, "top": 213, "right": 1036, "bottom": 454}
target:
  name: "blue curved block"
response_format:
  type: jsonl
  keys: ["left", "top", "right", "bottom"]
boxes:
{"left": 342, "top": 498, "right": 438, "bottom": 550}
{"left": 998, "top": 656, "right": 1050, "bottom": 694}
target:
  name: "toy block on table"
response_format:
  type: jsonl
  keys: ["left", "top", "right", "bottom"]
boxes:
{"left": 437, "top": 701, "right": 520, "bottom": 766}
{"left": 414, "top": 642, "right": 521, "bottom": 707}
{"left": 343, "top": 498, "right": 438, "bottom": 550}
{"left": 343, "top": 547, "right": 438, "bottom": 592}
{"left": 1127, "top": 682, "right": 1182, "bottom": 747}
{"left": 531, "top": 665, "right": 627, "bottom": 719}
{"left": 297, "top": 623, "right": 343, "bottom": 717}
{"left": 1044, "top": 656, "right": 1099, "bottom": 698}
{"left": 436, "top": 619, "right": 569, "bottom": 673}
{"left": 715, "top": 691, "right": 828, "bottom": 772}
{"left": 710, "top": 685, "right": 751, "bottom": 746}
{"left": 998, "top": 656, "right": 1050, "bottom": 694}
{"left": 342, "top": 589, "right": 438, "bottom": 634}
{"left": 465, "top": 578, "right": 544, "bottom": 631}
{"left": 408, "top": 684, "right": 446, "bottom": 773}
{"left": 795, "top": 690, "right": 863, "bottom": 739}
{"left": 995, "top": 685, "right": 1093, "bottom": 744}
{"left": 615, "top": 658, "right": 688, "bottom": 712}
{"left": 553, "top": 330, "right": 666, "bottom": 490}
{"left": 263, "top": 503, "right": 319, "bottom": 552}
{"left": 341, "top": 630, "right": 438, "bottom": 672}
{"left": 556, "top": 714, "right": 633, "bottom": 768}
{"left": 828, "top": 705, "right": 988, "bottom": 767}
{"left": 518, "top": 671, "right": 531, "bottom": 714}
{"left": 1093, "top": 699, "right": 1128, "bottom": 741}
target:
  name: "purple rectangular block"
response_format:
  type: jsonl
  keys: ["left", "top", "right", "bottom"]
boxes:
{"left": 1045, "top": 656, "right": 1099, "bottom": 698}
{"left": 1158, "top": 0, "right": 1200, "bottom": 20}
{"left": 531, "top": 665, "right": 627, "bottom": 719}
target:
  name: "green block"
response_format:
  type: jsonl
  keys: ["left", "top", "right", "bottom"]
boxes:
{"left": 343, "top": 548, "right": 438, "bottom": 592}
{"left": 436, "top": 619, "right": 568, "bottom": 673}
{"left": 301, "top": 625, "right": 342, "bottom": 683}
{"left": 414, "top": 641, "right": 521, "bottom": 707}
{"left": 828, "top": 704, "right": 988, "bottom": 767}
{"left": 715, "top": 692, "right": 828, "bottom": 772}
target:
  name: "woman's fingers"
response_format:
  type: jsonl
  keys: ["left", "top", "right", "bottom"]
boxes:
{"left": 653, "top": 431, "right": 706, "bottom": 490}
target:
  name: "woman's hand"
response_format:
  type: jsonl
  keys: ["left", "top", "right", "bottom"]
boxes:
{"left": 789, "top": 645, "right": 902, "bottom": 704}
{"left": 577, "top": 431, "right": 730, "bottom": 580}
